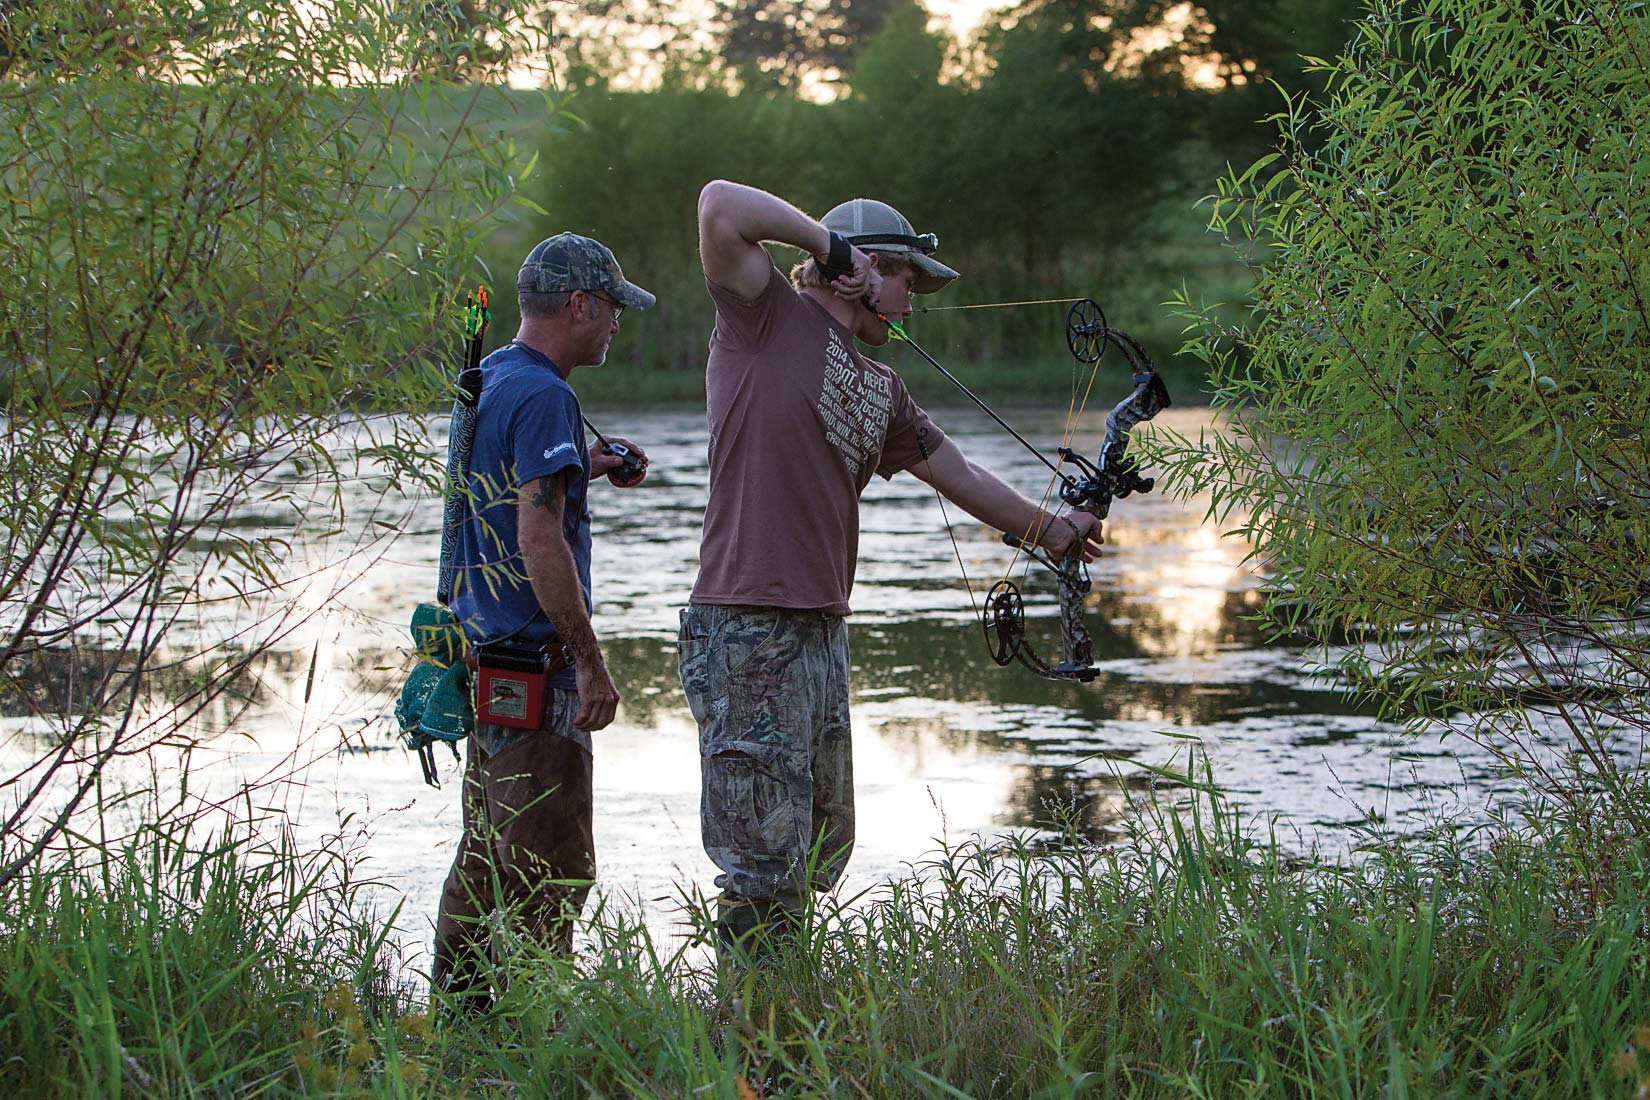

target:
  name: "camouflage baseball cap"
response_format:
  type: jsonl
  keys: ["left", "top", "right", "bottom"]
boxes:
{"left": 821, "top": 198, "right": 959, "bottom": 295}
{"left": 517, "top": 232, "right": 656, "bottom": 310}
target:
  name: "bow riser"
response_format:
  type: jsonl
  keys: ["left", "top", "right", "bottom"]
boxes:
{"left": 1060, "top": 366, "right": 1171, "bottom": 521}
{"left": 1054, "top": 555, "right": 1096, "bottom": 680}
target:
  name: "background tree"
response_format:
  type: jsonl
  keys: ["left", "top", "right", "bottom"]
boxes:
{"left": 959, "top": 4, "right": 1184, "bottom": 268}
{"left": 975, "top": 0, "right": 1367, "bottom": 162}
{"left": 713, "top": 0, "right": 921, "bottom": 93}
{"left": 1159, "top": 0, "right": 1650, "bottom": 815}
{"left": 547, "top": 0, "right": 724, "bottom": 90}
{"left": 551, "top": 0, "right": 921, "bottom": 94}
{"left": 0, "top": 0, "right": 542, "bottom": 886}
{"left": 525, "top": 1, "right": 1226, "bottom": 381}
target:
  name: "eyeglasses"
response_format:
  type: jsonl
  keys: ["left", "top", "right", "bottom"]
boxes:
{"left": 590, "top": 290, "right": 624, "bottom": 320}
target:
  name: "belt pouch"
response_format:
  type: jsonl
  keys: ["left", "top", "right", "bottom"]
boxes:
{"left": 474, "top": 640, "right": 553, "bottom": 729}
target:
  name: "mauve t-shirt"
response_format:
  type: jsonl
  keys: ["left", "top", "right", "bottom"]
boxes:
{"left": 690, "top": 265, "right": 945, "bottom": 614}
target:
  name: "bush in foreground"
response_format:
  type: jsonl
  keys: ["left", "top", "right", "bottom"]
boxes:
{"left": 3, "top": 776, "right": 1646, "bottom": 1098}
{"left": 1161, "top": 0, "right": 1650, "bottom": 814}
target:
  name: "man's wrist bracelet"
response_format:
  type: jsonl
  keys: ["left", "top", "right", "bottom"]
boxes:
{"left": 817, "top": 230, "right": 854, "bottom": 282}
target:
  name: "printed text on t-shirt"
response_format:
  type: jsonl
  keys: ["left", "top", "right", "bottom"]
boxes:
{"left": 816, "top": 328, "right": 892, "bottom": 481}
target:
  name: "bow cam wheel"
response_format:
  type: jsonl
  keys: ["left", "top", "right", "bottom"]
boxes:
{"left": 982, "top": 580, "right": 1026, "bottom": 667}
{"left": 1065, "top": 298, "right": 1108, "bottom": 364}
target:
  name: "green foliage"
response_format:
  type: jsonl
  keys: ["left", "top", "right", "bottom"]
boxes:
{"left": 1161, "top": 0, "right": 1650, "bottom": 798}
{"left": 6, "top": 769, "right": 1649, "bottom": 1097}
{"left": 0, "top": 0, "right": 543, "bottom": 886}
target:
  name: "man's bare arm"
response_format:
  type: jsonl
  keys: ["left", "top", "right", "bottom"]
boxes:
{"left": 518, "top": 473, "right": 619, "bottom": 731}
{"left": 911, "top": 437, "right": 1104, "bottom": 562}
{"left": 697, "top": 179, "right": 885, "bottom": 306}
{"left": 697, "top": 180, "right": 828, "bottom": 300}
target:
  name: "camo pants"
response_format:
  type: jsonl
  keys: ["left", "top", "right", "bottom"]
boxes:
{"left": 678, "top": 604, "right": 854, "bottom": 927}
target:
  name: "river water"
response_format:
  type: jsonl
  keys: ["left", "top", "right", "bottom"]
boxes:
{"left": 1, "top": 405, "right": 1528, "bottom": 967}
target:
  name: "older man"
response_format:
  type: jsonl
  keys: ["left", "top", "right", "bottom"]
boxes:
{"left": 433, "top": 232, "right": 653, "bottom": 1007}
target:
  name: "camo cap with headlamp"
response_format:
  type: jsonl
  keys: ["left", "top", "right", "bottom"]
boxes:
{"left": 821, "top": 198, "right": 959, "bottom": 295}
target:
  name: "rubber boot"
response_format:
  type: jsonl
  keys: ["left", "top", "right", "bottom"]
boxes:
{"left": 430, "top": 933, "right": 493, "bottom": 1023}
{"left": 716, "top": 896, "right": 798, "bottom": 970}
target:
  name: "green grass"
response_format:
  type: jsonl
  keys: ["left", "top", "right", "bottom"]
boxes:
{"left": 4, "top": 767, "right": 1647, "bottom": 1098}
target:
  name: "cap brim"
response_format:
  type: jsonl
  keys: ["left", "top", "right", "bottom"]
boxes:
{"left": 611, "top": 280, "right": 656, "bottom": 310}
{"left": 910, "top": 253, "right": 960, "bottom": 295}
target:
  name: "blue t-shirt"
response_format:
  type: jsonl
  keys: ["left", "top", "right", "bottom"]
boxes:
{"left": 450, "top": 341, "right": 591, "bottom": 690}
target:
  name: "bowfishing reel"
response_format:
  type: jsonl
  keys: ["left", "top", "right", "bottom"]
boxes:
{"left": 603, "top": 441, "right": 648, "bottom": 488}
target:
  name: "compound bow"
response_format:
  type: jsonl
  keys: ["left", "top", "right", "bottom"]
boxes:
{"left": 878, "top": 298, "right": 1172, "bottom": 683}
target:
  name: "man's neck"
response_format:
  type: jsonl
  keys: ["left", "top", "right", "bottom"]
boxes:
{"left": 800, "top": 285, "right": 862, "bottom": 333}
{"left": 514, "top": 324, "right": 575, "bottom": 379}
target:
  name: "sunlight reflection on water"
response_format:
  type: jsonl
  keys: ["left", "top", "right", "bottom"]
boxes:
{"left": 1, "top": 405, "right": 1535, "bottom": 967}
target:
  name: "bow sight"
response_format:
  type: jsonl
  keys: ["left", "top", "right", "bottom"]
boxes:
{"left": 882, "top": 296, "right": 1172, "bottom": 683}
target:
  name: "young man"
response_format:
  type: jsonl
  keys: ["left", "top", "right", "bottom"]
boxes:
{"left": 433, "top": 232, "right": 654, "bottom": 1006}
{"left": 680, "top": 181, "right": 1104, "bottom": 959}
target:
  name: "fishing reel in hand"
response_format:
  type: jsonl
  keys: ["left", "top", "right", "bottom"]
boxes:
{"left": 604, "top": 441, "right": 648, "bottom": 488}
{"left": 583, "top": 415, "right": 648, "bottom": 488}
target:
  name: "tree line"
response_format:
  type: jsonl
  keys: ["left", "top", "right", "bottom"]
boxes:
{"left": 473, "top": 0, "right": 1366, "bottom": 386}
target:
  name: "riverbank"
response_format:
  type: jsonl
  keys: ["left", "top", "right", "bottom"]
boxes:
{"left": 3, "top": 776, "right": 1642, "bottom": 1099}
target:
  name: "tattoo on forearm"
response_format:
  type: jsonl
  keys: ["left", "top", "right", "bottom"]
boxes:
{"left": 531, "top": 476, "right": 562, "bottom": 513}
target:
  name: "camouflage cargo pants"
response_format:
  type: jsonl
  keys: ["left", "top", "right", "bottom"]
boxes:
{"left": 431, "top": 688, "right": 595, "bottom": 1008}
{"left": 677, "top": 603, "right": 854, "bottom": 941}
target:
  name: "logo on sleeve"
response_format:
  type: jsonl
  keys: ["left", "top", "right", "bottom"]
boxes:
{"left": 543, "top": 442, "right": 576, "bottom": 461}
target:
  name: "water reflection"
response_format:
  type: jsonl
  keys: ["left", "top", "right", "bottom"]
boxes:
{"left": 0, "top": 406, "right": 1531, "bottom": 963}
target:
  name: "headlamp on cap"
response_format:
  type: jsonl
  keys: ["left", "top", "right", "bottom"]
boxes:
{"left": 820, "top": 198, "right": 959, "bottom": 294}
{"left": 847, "top": 232, "right": 940, "bottom": 255}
